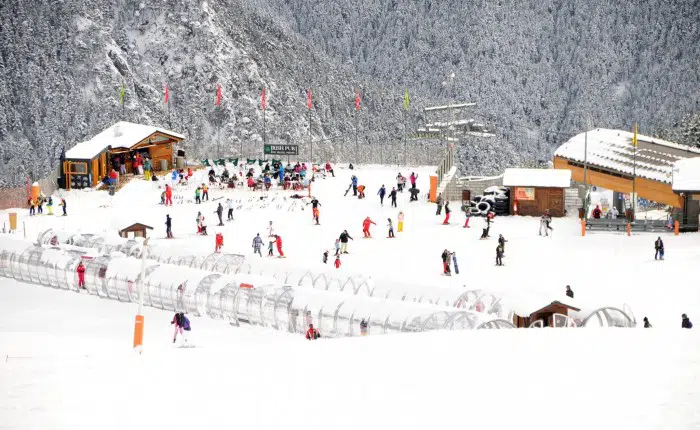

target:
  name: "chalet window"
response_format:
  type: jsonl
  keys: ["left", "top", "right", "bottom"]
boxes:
{"left": 67, "top": 162, "right": 88, "bottom": 174}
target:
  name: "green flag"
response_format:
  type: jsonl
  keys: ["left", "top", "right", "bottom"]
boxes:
{"left": 119, "top": 83, "right": 125, "bottom": 105}
{"left": 403, "top": 89, "right": 410, "bottom": 111}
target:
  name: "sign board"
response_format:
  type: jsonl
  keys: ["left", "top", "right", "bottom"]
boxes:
{"left": 264, "top": 144, "right": 298, "bottom": 156}
{"left": 514, "top": 187, "right": 535, "bottom": 201}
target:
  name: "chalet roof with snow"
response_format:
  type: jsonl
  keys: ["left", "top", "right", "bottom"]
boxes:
{"left": 672, "top": 157, "right": 700, "bottom": 192}
{"left": 64, "top": 121, "right": 185, "bottom": 159}
{"left": 502, "top": 168, "right": 571, "bottom": 188}
{"left": 554, "top": 128, "right": 700, "bottom": 184}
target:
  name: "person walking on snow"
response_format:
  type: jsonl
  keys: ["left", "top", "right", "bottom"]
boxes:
{"left": 199, "top": 215, "right": 208, "bottom": 235}
{"left": 268, "top": 221, "right": 275, "bottom": 237}
{"left": 252, "top": 233, "right": 263, "bottom": 257}
{"left": 60, "top": 198, "right": 67, "bottom": 216}
{"left": 436, "top": 193, "right": 443, "bottom": 215}
{"left": 496, "top": 244, "right": 504, "bottom": 266}
{"left": 226, "top": 198, "right": 234, "bottom": 221}
{"left": 387, "top": 218, "right": 395, "bottom": 238}
{"left": 165, "top": 214, "right": 173, "bottom": 238}
{"left": 196, "top": 212, "right": 203, "bottom": 234}
{"left": 76, "top": 261, "right": 86, "bottom": 289}
{"left": 654, "top": 237, "right": 664, "bottom": 260}
{"left": 389, "top": 187, "right": 397, "bottom": 208}
{"left": 46, "top": 196, "right": 53, "bottom": 215}
{"left": 351, "top": 175, "right": 358, "bottom": 196}
{"left": 195, "top": 187, "right": 201, "bottom": 204}
{"left": 463, "top": 207, "right": 471, "bottom": 228}
{"left": 441, "top": 249, "right": 452, "bottom": 275}
{"left": 165, "top": 184, "right": 173, "bottom": 206}
{"left": 308, "top": 198, "right": 321, "bottom": 225}
{"left": 362, "top": 217, "right": 376, "bottom": 238}
{"left": 480, "top": 217, "right": 491, "bottom": 239}
{"left": 360, "top": 318, "right": 368, "bottom": 336}
{"left": 268, "top": 238, "right": 275, "bottom": 257}
{"left": 334, "top": 238, "right": 341, "bottom": 256}
{"left": 325, "top": 162, "right": 335, "bottom": 177}
{"left": 322, "top": 250, "right": 329, "bottom": 264}
{"left": 275, "top": 235, "right": 285, "bottom": 257}
{"left": 339, "top": 230, "right": 353, "bottom": 253}
{"left": 202, "top": 184, "right": 209, "bottom": 201}
{"left": 215, "top": 203, "right": 224, "bottom": 226}
{"left": 398, "top": 211, "right": 404, "bottom": 232}
{"left": 682, "top": 313, "right": 693, "bottom": 329}
{"left": 443, "top": 201, "right": 451, "bottom": 224}
{"left": 410, "top": 172, "right": 418, "bottom": 189}
{"left": 539, "top": 210, "right": 553, "bottom": 236}
{"left": 334, "top": 255, "right": 341, "bottom": 269}
{"left": 498, "top": 234, "right": 507, "bottom": 254}
{"left": 378, "top": 185, "right": 386, "bottom": 206}
{"left": 566, "top": 285, "right": 574, "bottom": 299}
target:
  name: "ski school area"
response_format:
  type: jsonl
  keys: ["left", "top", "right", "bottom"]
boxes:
{"left": 2, "top": 158, "right": 700, "bottom": 428}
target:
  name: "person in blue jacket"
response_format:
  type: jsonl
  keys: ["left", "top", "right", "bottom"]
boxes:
{"left": 351, "top": 175, "right": 358, "bottom": 196}
{"left": 377, "top": 185, "right": 386, "bottom": 206}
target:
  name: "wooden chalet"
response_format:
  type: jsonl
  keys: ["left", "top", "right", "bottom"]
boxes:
{"left": 119, "top": 223, "right": 153, "bottom": 239}
{"left": 61, "top": 122, "right": 185, "bottom": 189}
{"left": 503, "top": 168, "right": 571, "bottom": 217}
{"left": 512, "top": 300, "right": 581, "bottom": 328}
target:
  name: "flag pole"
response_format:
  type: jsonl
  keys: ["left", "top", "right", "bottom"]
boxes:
{"left": 309, "top": 106, "right": 312, "bottom": 166}
{"left": 355, "top": 107, "right": 359, "bottom": 165}
{"left": 632, "top": 122, "right": 637, "bottom": 221}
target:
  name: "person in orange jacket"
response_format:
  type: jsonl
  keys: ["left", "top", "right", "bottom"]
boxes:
{"left": 305, "top": 324, "right": 321, "bottom": 340}
{"left": 357, "top": 185, "right": 366, "bottom": 199}
{"left": 275, "top": 235, "right": 285, "bottom": 257}
{"left": 362, "top": 216, "right": 376, "bottom": 238}
{"left": 76, "top": 261, "right": 86, "bottom": 289}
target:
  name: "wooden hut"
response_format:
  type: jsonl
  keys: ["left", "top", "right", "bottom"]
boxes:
{"left": 503, "top": 168, "right": 571, "bottom": 217}
{"left": 62, "top": 141, "right": 110, "bottom": 189}
{"left": 119, "top": 223, "right": 153, "bottom": 239}
{"left": 512, "top": 300, "right": 581, "bottom": 328}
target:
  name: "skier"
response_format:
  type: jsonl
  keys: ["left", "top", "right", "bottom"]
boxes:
{"left": 275, "top": 235, "right": 285, "bottom": 258}
{"left": 463, "top": 207, "right": 471, "bottom": 228}
{"left": 441, "top": 249, "right": 452, "bottom": 275}
{"left": 378, "top": 185, "right": 386, "bottom": 206}
{"left": 268, "top": 238, "right": 275, "bottom": 257}
{"left": 409, "top": 172, "right": 418, "bottom": 189}
{"left": 334, "top": 238, "right": 341, "bottom": 256}
{"left": 36, "top": 196, "right": 43, "bottom": 214}
{"left": 46, "top": 196, "right": 53, "bottom": 215}
{"left": 165, "top": 214, "right": 173, "bottom": 238}
{"left": 252, "top": 233, "right": 264, "bottom": 257}
{"left": 195, "top": 187, "right": 201, "bottom": 204}
{"left": 387, "top": 218, "right": 395, "bottom": 238}
{"left": 682, "top": 313, "right": 693, "bottom": 329}
{"left": 498, "top": 234, "right": 507, "bottom": 254}
{"left": 643, "top": 317, "right": 652, "bottom": 328}
{"left": 480, "top": 217, "right": 491, "bottom": 239}
{"left": 60, "top": 198, "right": 67, "bottom": 216}
{"left": 306, "top": 324, "right": 321, "bottom": 340}
{"left": 202, "top": 183, "right": 209, "bottom": 201}
{"left": 325, "top": 162, "right": 335, "bottom": 177}
{"left": 76, "top": 260, "right": 86, "bottom": 289}
{"left": 396, "top": 173, "right": 406, "bottom": 192}
{"left": 654, "top": 237, "right": 664, "bottom": 260}
{"left": 389, "top": 187, "right": 397, "bottom": 208}
{"left": 199, "top": 215, "right": 208, "bottom": 235}
{"left": 565, "top": 285, "right": 574, "bottom": 299}
{"left": 436, "top": 193, "right": 443, "bottom": 215}
{"left": 351, "top": 175, "right": 358, "bottom": 196}
{"left": 443, "top": 201, "right": 451, "bottom": 224}
{"left": 165, "top": 184, "right": 173, "bottom": 206}
{"left": 171, "top": 312, "right": 190, "bottom": 344}
{"left": 196, "top": 211, "right": 203, "bottom": 234}
{"left": 334, "top": 255, "right": 341, "bottom": 269}
{"left": 308, "top": 198, "right": 321, "bottom": 225}
{"left": 339, "top": 230, "right": 353, "bottom": 253}
{"left": 495, "top": 244, "right": 504, "bottom": 266}
{"left": 322, "top": 250, "right": 329, "bottom": 264}
{"left": 539, "top": 210, "right": 553, "bottom": 236}
{"left": 360, "top": 318, "right": 368, "bottom": 336}
{"left": 215, "top": 203, "right": 224, "bottom": 226}
{"left": 362, "top": 217, "right": 376, "bottom": 238}
{"left": 215, "top": 232, "right": 224, "bottom": 252}
{"left": 398, "top": 211, "right": 404, "bottom": 232}
{"left": 226, "top": 198, "right": 234, "bottom": 221}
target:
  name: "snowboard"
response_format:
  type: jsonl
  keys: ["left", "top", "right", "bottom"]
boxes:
{"left": 344, "top": 185, "right": 353, "bottom": 196}
{"left": 452, "top": 253, "right": 460, "bottom": 274}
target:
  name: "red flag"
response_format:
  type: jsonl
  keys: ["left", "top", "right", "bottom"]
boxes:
{"left": 306, "top": 88, "right": 313, "bottom": 109}
{"left": 164, "top": 83, "right": 170, "bottom": 104}
{"left": 355, "top": 90, "right": 360, "bottom": 111}
{"left": 261, "top": 88, "right": 266, "bottom": 111}
{"left": 216, "top": 83, "right": 222, "bottom": 106}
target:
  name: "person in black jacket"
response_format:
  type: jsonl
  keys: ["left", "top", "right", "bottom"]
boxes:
{"left": 682, "top": 313, "right": 693, "bottom": 329}
{"left": 654, "top": 237, "right": 664, "bottom": 260}
{"left": 495, "top": 244, "right": 504, "bottom": 266}
{"left": 322, "top": 250, "right": 329, "bottom": 264}
{"left": 498, "top": 234, "right": 507, "bottom": 254}
{"left": 389, "top": 187, "right": 397, "bottom": 208}
{"left": 565, "top": 285, "right": 574, "bottom": 299}
{"left": 441, "top": 249, "right": 451, "bottom": 275}
{"left": 165, "top": 214, "right": 173, "bottom": 238}
{"left": 442, "top": 201, "right": 451, "bottom": 224}
{"left": 339, "top": 230, "right": 353, "bottom": 254}
{"left": 643, "top": 317, "right": 652, "bottom": 328}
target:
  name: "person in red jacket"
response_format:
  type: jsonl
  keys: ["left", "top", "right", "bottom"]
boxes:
{"left": 275, "top": 235, "right": 285, "bottom": 257}
{"left": 306, "top": 324, "right": 321, "bottom": 340}
{"left": 165, "top": 184, "right": 173, "bottom": 206}
{"left": 362, "top": 216, "right": 376, "bottom": 238}
{"left": 76, "top": 261, "right": 86, "bottom": 289}
{"left": 325, "top": 162, "right": 334, "bottom": 177}
{"left": 592, "top": 205, "right": 602, "bottom": 219}
{"left": 334, "top": 255, "right": 341, "bottom": 269}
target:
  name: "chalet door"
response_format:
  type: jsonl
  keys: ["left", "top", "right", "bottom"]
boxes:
{"left": 100, "top": 153, "right": 107, "bottom": 177}
{"left": 547, "top": 191, "right": 564, "bottom": 216}
{"left": 91, "top": 158, "right": 99, "bottom": 186}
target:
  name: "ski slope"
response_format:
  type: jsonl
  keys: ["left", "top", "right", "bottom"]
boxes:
{"left": 2, "top": 164, "right": 700, "bottom": 428}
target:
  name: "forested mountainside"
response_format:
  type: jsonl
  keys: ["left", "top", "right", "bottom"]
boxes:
{"left": 0, "top": 0, "right": 698, "bottom": 185}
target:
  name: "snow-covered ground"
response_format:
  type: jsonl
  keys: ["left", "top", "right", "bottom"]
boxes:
{"left": 2, "top": 164, "right": 700, "bottom": 429}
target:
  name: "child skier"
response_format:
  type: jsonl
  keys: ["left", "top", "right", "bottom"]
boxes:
{"left": 443, "top": 201, "right": 451, "bottom": 224}
{"left": 76, "top": 260, "right": 86, "bottom": 289}
{"left": 215, "top": 233, "right": 224, "bottom": 252}
{"left": 252, "top": 233, "right": 264, "bottom": 257}
{"left": 226, "top": 198, "right": 234, "bottom": 221}
{"left": 357, "top": 185, "right": 366, "bottom": 199}
{"left": 398, "top": 211, "right": 404, "bottom": 232}
{"left": 387, "top": 218, "right": 395, "bottom": 238}
{"left": 165, "top": 184, "right": 173, "bottom": 206}
{"left": 362, "top": 217, "right": 376, "bottom": 238}
{"left": 334, "top": 239, "right": 341, "bottom": 256}
{"left": 322, "top": 250, "right": 329, "bottom": 264}
{"left": 539, "top": 210, "right": 553, "bottom": 236}
{"left": 389, "top": 187, "right": 397, "bottom": 208}
{"left": 334, "top": 255, "right": 341, "bottom": 269}
{"left": 654, "top": 237, "right": 664, "bottom": 260}
{"left": 195, "top": 187, "right": 201, "bottom": 204}
{"left": 308, "top": 198, "right": 321, "bottom": 225}
{"left": 268, "top": 238, "right": 275, "bottom": 257}
{"left": 199, "top": 215, "right": 208, "bottom": 235}
{"left": 196, "top": 212, "right": 203, "bottom": 234}
{"left": 165, "top": 214, "right": 173, "bottom": 238}
{"left": 46, "top": 197, "right": 53, "bottom": 215}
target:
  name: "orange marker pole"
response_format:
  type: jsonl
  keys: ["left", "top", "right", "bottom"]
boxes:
{"left": 133, "top": 315, "right": 144, "bottom": 350}
{"left": 674, "top": 220, "right": 680, "bottom": 236}
{"left": 626, "top": 223, "right": 631, "bottom": 236}
{"left": 581, "top": 219, "right": 586, "bottom": 237}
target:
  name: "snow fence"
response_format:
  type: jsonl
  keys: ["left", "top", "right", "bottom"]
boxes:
{"left": 0, "top": 237, "right": 515, "bottom": 337}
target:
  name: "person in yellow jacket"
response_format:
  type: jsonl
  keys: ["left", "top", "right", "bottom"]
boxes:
{"left": 397, "top": 211, "right": 404, "bottom": 232}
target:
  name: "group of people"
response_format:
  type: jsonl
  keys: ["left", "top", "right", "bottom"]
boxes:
{"left": 28, "top": 195, "right": 66, "bottom": 216}
{"left": 252, "top": 227, "right": 285, "bottom": 258}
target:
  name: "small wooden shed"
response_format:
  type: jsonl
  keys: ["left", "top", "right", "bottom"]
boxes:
{"left": 512, "top": 300, "right": 581, "bottom": 328}
{"left": 503, "top": 168, "right": 572, "bottom": 217}
{"left": 119, "top": 223, "right": 153, "bottom": 239}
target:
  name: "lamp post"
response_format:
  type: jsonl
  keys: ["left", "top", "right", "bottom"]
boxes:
{"left": 133, "top": 238, "right": 149, "bottom": 353}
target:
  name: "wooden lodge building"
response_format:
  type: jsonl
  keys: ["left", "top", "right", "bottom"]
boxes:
{"left": 503, "top": 168, "right": 572, "bottom": 217}
{"left": 61, "top": 122, "right": 184, "bottom": 189}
